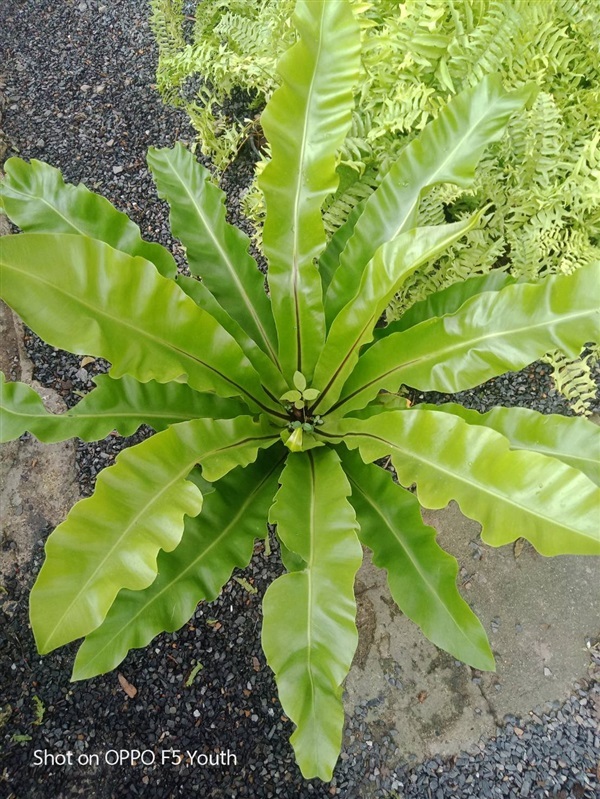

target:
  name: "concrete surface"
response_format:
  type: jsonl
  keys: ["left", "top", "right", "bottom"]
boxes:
{"left": 0, "top": 297, "right": 80, "bottom": 583}
{"left": 0, "top": 207, "right": 80, "bottom": 582}
{"left": 0, "top": 190, "right": 79, "bottom": 585}
{"left": 345, "top": 501, "right": 600, "bottom": 763}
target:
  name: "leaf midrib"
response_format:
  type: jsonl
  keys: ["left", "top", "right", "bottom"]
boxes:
{"left": 305, "top": 452, "right": 318, "bottom": 750}
{"left": 159, "top": 158, "right": 280, "bottom": 368}
{"left": 75, "top": 460, "right": 282, "bottom": 674}
{"left": 1, "top": 260, "right": 264, "bottom": 410}
{"left": 3, "top": 407, "right": 196, "bottom": 422}
{"left": 348, "top": 428, "right": 594, "bottom": 539}
{"left": 349, "top": 474, "right": 481, "bottom": 652}
{"left": 336, "top": 305, "right": 594, "bottom": 414}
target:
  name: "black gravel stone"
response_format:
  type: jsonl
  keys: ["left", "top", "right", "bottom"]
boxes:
{"left": 1, "top": 2, "right": 598, "bottom": 798}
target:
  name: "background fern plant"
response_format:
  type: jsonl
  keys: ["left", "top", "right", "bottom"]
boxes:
{"left": 150, "top": 0, "right": 600, "bottom": 413}
{"left": 150, "top": 0, "right": 296, "bottom": 167}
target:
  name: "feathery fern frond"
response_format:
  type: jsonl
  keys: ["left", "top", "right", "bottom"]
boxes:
{"left": 545, "top": 350, "right": 598, "bottom": 416}
{"left": 150, "top": 0, "right": 188, "bottom": 106}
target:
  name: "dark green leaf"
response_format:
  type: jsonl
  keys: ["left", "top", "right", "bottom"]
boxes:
{"left": 72, "top": 450, "right": 283, "bottom": 679}
{"left": 341, "top": 450, "right": 494, "bottom": 670}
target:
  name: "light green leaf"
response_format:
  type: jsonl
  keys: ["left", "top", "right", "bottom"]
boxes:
{"left": 31, "top": 415, "right": 279, "bottom": 654}
{"left": 293, "top": 371, "right": 307, "bottom": 392}
{"left": 334, "top": 409, "right": 600, "bottom": 556}
{"left": 348, "top": 392, "right": 411, "bottom": 420}
{"left": 258, "top": 0, "right": 361, "bottom": 379}
{"left": 72, "top": 450, "right": 283, "bottom": 680}
{"left": 341, "top": 450, "right": 494, "bottom": 671}
{"left": 175, "top": 274, "right": 288, "bottom": 398}
{"left": 379, "top": 271, "right": 516, "bottom": 337}
{"left": 185, "top": 661, "right": 204, "bottom": 687}
{"left": 233, "top": 577, "right": 258, "bottom": 595}
{"left": 0, "top": 372, "right": 249, "bottom": 443}
{"left": 0, "top": 157, "right": 176, "bottom": 278}
{"left": 313, "top": 213, "right": 484, "bottom": 414}
{"left": 285, "top": 426, "right": 304, "bottom": 452}
{"left": 302, "top": 388, "right": 319, "bottom": 401}
{"left": 333, "top": 262, "right": 600, "bottom": 417}
{"left": 324, "top": 75, "right": 534, "bottom": 322}
{"left": 0, "top": 233, "right": 279, "bottom": 414}
{"left": 263, "top": 448, "right": 362, "bottom": 781}
{"left": 277, "top": 534, "right": 307, "bottom": 573}
{"left": 147, "top": 144, "right": 279, "bottom": 363}
{"left": 423, "top": 402, "right": 600, "bottom": 486}
{"left": 280, "top": 390, "right": 302, "bottom": 403}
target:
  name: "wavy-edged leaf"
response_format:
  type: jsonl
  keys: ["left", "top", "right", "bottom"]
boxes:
{"left": 312, "top": 213, "right": 484, "bottom": 414}
{"left": 30, "top": 427, "right": 202, "bottom": 654}
{"left": 380, "top": 271, "right": 516, "bottom": 337}
{"left": 176, "top": 275, "right": 288, "bottom": 399}
{"left": 30, "top": 415, "right": 279, "bottom": 653}
{"left": 0, "top": 372, "right": 249, "bottom": 443}
{"left": 0, "top": 233, "right": 279, "bottom": 415}
{"left": 340, "top": 449, "right": 494, "bottom": 671}
{"left": 324, "top": 76, "right": 533, "bottom": 322}
{"left": 262, "top": 448, "right": 362, "bottom": 781}
{"left": 72, "top": 450, "right": 284, "bottom": 680}
{"left": 0, "top": 157, "right": 176, "bottom": 277}
{"left": 147, "top": 144, "right": 279, "bottom": 363}
{"left": 258, "top": 0, "right": 361, "bottom": 379}
{"left": 333, "top": 409, "right": 600, "bottom": 556}
{"left": 422, "top": 402, "right": 600, "bottom": 486}
{"left": 333, "top": 262, "right": 600, "bottom": 417}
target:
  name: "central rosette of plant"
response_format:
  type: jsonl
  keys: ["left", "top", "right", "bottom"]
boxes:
{"left": 279, "top": 370, "right": 323, "bottom": 451}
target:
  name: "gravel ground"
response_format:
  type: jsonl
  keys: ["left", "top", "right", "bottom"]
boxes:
{"left": 0, "top": 2, "right": 598, "bottom": 798}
